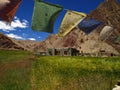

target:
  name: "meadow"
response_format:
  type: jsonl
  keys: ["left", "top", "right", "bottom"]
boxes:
{"left": 0, "top": 50, "right": 120, "bottom": 90}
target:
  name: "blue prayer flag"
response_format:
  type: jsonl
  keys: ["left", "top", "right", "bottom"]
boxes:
{"left": 78, "top": 18, "right": 102, "bottom": 34}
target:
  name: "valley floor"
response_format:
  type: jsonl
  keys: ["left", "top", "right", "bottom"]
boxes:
{"left": 0, "top": 50, "right": 120, "bottom": 90}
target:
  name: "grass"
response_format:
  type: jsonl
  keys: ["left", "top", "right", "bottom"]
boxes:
{"left": 0, "top": 50, "right": 120, "bottom": 90}
{"left": 0, "top": 50, "right": 34, "bottom": 90}
{"left": 0, "top": 50, "right": 32, "bottom": 63}
{"left": 32, "top": 56, "right": 120, "bottom": 90}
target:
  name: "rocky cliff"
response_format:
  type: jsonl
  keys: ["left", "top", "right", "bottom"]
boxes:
{"left": 89, "top": 0, "right": 120, "bottom": 28}
{"left": 89, "top": 0, "right": 120, "bottom": 53}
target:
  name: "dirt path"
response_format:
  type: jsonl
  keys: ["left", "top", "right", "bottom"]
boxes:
{"left": 0, "top": 55, "right": 36, "bottom": 78}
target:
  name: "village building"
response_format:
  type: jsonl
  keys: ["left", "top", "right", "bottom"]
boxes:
{"left": 47, "top": 48, "right": 79, "bottom": 56}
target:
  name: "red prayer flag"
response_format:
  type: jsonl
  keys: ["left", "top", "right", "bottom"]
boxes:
{"left": 0, "top": 0, "right": 22, "bottom": 22}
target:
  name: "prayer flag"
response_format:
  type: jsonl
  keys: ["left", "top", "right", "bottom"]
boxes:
{"left": 78, "top": 18, "right": 102, "bottom": 34}
{"left": 99, "top": 26, "right": 114, "bottom": 41}
{"left": 0, "top": 0, "right": 22, "bottom": 22}
{"left": 32, "top": 1, "right": 63, "bottom": 33}
{"left": 58, "top": 10, "right": 86, "bottom": 37}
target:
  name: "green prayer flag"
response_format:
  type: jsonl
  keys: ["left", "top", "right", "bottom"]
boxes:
{"left": 32, "top": 1, "right": 63, "bottom": 33}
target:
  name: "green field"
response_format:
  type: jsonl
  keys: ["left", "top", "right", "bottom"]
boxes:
{"left": 0, "top": 50, "right": 120, "bottom": 90}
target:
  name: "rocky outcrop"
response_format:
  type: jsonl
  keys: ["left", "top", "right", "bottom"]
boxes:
{"left": 89, "top": 0, "right": 120, "bottom": 28}
{"left": 89, "top": 0, "right": 120, "bottom": 53}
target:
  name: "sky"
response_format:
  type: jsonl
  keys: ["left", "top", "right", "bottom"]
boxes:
{"left": 0, "top": 0, "right": 120, "bottom": 41}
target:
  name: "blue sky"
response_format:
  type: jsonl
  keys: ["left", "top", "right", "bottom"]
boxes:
{"left": 0, "top": 0, "right": 119, "bottom": 41}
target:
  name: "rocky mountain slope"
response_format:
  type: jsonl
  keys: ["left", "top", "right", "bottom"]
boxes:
{"left": 0, "top": 33, "right": 25, "bottom": 50}
{"left": 15, "top": 40, "right": 40, "bottom": 52}
{"left": 89, "top": 0, "right": 120, "bottom": 53}
{"left": 89, "top": 0, "right": 120, "bottom": 28}
{"left": 0, "top": 33, "right": 40, "bottom": 51}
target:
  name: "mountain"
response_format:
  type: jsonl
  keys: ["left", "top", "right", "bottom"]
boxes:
{"left": 34, "top": 27, "right": 119, "bottom": 55}
{"left": 0, "top": 33, "right": 40, "bottom": 51}
{"left": 89, "top": 0, "right": 120, "bottom": 28}
{"left": 15, "top": 40, "right": 40, "bottom": 52}
{"left": 89, "top": 0, "right": 120, "bottom": 53}
{"left": 34, "top": 0, "right": 120, "bottom": 55}
{"left": 0, "top": 33, "right": 25, "bottom": 50}
{"left": 0, "top": 33, "right": 41, "bottom": 51}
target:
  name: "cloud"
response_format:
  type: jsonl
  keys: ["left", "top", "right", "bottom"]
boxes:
{"left": 0, "top": 16, "right": 28, "bottom": 32}
{"left": 6, "top": 33, "right": 25, "bottom": 40}
{"left": 28, "top": 38, "right": 36, "bottom": 41}
{"left": 38, "top": 36, "right": 41, "bottom": 38}
{"left": 22, "top": 33, "right": 27, "bottom": 36}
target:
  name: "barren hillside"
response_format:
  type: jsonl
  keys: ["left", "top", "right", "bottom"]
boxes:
{"left": 0, "top": 33, "right": 25, "bottom": 50}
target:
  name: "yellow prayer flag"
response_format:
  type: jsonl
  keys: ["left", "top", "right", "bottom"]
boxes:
{"left": 58, "top": 10, "right": 87, "bottom": 37}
